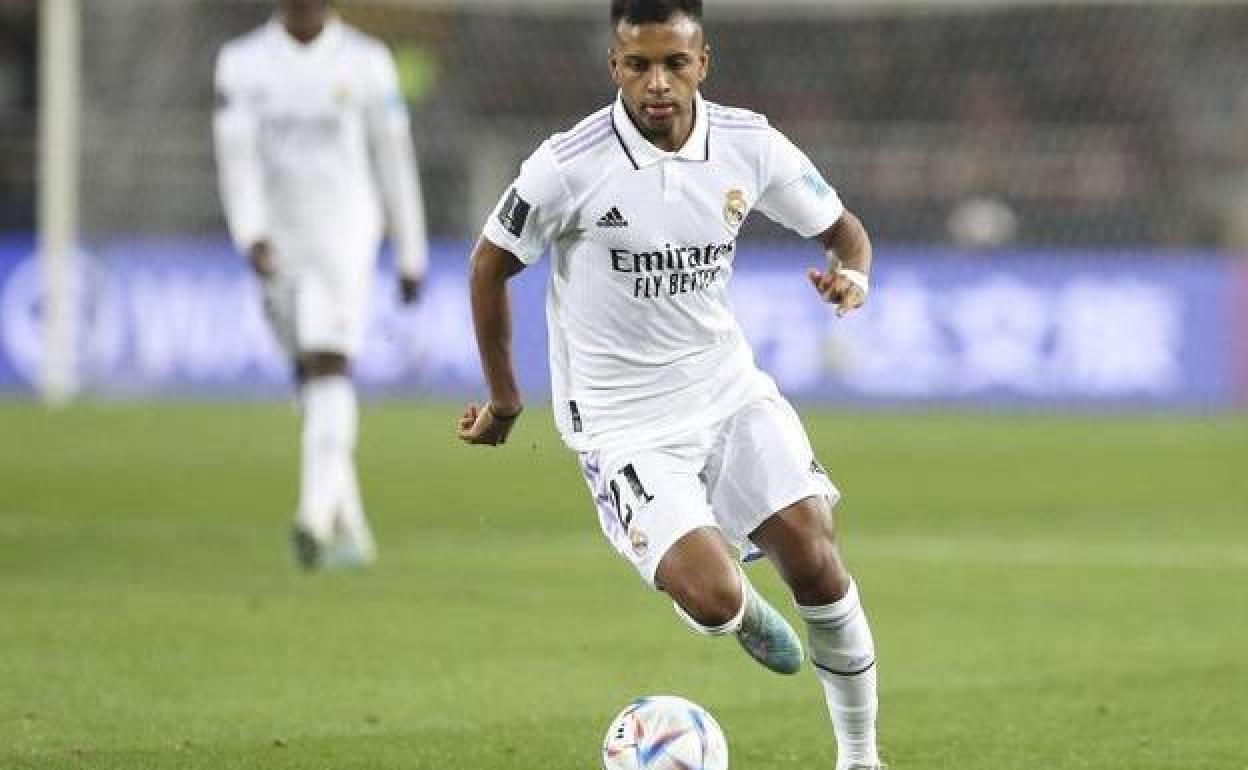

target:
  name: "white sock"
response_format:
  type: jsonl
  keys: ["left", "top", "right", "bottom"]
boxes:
{"left": 797, "top": 579, "right": 880, "bottom": 770}
{"left": 324, "top": 384, "right": 373, "bottom": 551}
{"left": 295, "top": 376, "right": 354, "bottom": 542}
{"left": 335, "top": 463, "right": 376, "bottom": 559}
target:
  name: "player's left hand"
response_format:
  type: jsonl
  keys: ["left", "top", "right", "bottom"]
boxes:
{"left": 807, "top": 266, "right": 868, "bottom": 318}
{"left": 399, "top": 275, "right": 423, "bottom": 305}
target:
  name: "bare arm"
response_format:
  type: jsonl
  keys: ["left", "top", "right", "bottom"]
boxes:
{"left": 458, "top": 237, "right": 527, "bottom": 446}
{"left": 808, "top": 209, "right": 873, "bottom": 317}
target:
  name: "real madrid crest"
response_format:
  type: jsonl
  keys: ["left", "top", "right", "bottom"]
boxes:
{"left": 723, "top": 188, "right": 747, "bottom": 228}
{"left": 629, "top": 528, "right": 650, "bottom": 558}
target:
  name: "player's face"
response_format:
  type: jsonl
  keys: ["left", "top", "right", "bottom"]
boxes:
{"left": 609, "top": 13, "right": 709, "bottom": 152}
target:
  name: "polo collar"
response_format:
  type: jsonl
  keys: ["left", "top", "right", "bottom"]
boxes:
{"left": 611, "top": 92, "right": 710, "bottom": 169}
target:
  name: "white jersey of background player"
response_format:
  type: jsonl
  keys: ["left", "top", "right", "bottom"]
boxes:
{"left": 459, "top": 3, "right": 884, "bottom": 769}
{"left": 213, "top": 0, "right": 427, "bottom": 570}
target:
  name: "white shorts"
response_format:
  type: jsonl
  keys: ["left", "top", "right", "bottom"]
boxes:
{"left": 578, "top": 393, "right": 839, "bottom": 588}
{"left": 261, "top": 260, "right": 374, "bottom": 359}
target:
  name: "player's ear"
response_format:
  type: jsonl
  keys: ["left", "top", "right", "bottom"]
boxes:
{"left": 699, "top": 44, "right": 710, "bottom": 83}
{"left": 608, "top": 47, "right": 623, "bottom": 86}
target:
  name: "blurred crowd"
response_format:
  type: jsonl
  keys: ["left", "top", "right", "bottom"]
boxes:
{"left": 457, "top": 5, "right": 1248, "bottom": 248}
{"left": 0, "top": 0, "right": 34, "bottom": 233}
{"left": 4, "top": 1, "right": 1248, "bottom": 251}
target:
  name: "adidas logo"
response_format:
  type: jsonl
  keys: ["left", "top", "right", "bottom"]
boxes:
{"left": 596, "top": 206, "right": 629, "bottom": 228}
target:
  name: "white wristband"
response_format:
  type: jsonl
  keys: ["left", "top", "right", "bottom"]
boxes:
{"left": 837, "top": 268, "right": 870, "bottom": 297}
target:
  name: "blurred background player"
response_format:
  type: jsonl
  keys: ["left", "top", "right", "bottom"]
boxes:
{"left": 459, "top": 2, "right": 883, "bottom": 768}
{"left": 212, "top": 0, "right": 428, "bottom": 569}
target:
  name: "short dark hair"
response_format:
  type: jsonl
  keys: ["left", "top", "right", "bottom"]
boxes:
{"left": 610, "top": 0, "right": 703, "bottom": 26}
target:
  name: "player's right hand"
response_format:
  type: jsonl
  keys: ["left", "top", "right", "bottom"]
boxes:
{"left": 458, "top": 401, "right": 523, "bottom": 446}
{"left": 247, "top": 241, "right": 275, "bottom": 279}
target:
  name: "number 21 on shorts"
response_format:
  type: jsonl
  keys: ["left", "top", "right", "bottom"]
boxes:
{"left": 607, "top": 463, "right": 654, "bottom": 532}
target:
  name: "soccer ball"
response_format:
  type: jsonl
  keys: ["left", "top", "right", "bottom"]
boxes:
{"left": 602, "top": 695, "right": 729, "bottom": 770}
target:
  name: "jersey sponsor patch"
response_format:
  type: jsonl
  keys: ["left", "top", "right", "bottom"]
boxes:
{"left": 498, "top": 188, "right": 532, "bottom": 237}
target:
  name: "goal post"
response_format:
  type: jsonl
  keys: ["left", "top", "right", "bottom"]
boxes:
{"left": 37, "top": 0, "right": 81, "bottom": 406}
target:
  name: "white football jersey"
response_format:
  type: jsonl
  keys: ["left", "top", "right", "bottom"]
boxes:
{"left": 483, "top": 93, "right": 844, "bottom": 451}
{"left": 213, "top": 16, "right": 427, "bottom": 277}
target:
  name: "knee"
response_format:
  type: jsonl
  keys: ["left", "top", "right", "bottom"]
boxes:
{"left": 664, "top": 572, "right": 742, "bottom": 630}
{"left": 299, "top": 352, "right": 350, "bottom": 379}
{"left": 655, "top": 528, "right": 745, "bottom": 630}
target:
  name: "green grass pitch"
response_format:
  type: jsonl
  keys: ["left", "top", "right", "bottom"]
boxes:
{"left": 2, "top": 401, "right": 1246, "bottom": 769}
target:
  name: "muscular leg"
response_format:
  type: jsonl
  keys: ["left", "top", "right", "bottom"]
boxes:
{"left": 750, "top": 495, "right": 850, "bottom": 606}
{"left": 655, "top": 527, "right": 744, "bottom": 631}
{"left": 656, "top": 526, "right": 805, "bottom": 675}
{"left": 752, "top": 496, "right": 881, "bottom": 770}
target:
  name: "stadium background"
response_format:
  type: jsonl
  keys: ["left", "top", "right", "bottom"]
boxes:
{"left": 2, "top": 2, "right": 1247, "bottom": 770}
{"left": 1, "top": 1, "right": 1247, "bottom": 403}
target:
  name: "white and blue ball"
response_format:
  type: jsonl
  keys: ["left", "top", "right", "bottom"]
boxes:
{"left": 602, "top": 695, "right": 729, "bottom": 770}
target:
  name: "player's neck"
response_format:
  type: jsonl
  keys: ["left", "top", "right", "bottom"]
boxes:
{"left": 654, "top": 123, "right": 693, "bottom": 153}
{"left": 283, "top": 16, "right": 328, "bottom": 44}
{"left": 626, "top": 109, "right": 694, "bottom": 154}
